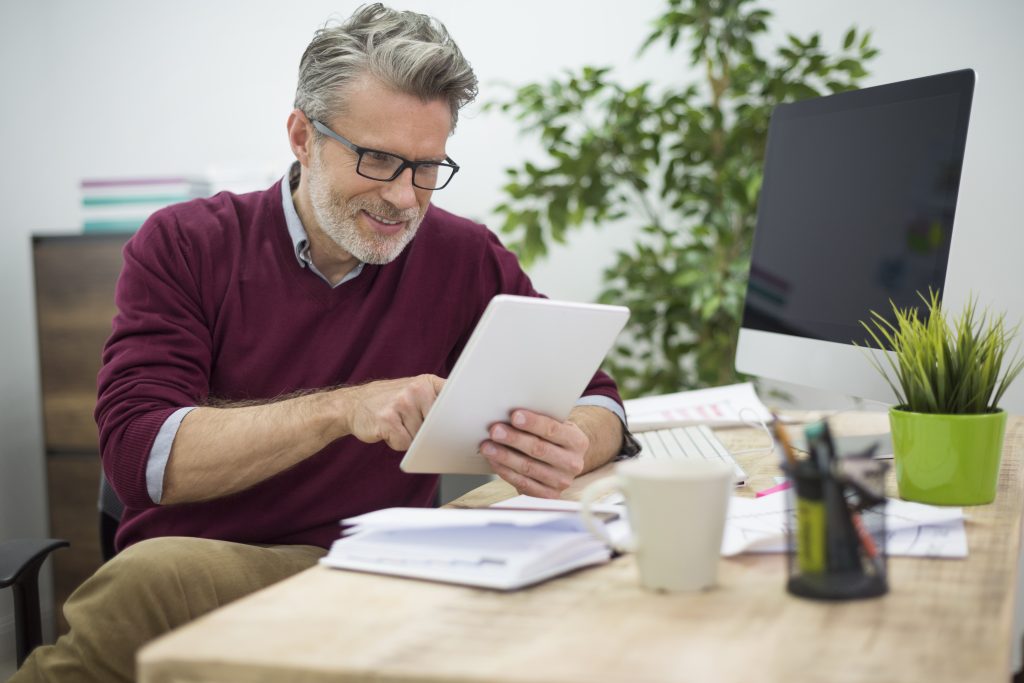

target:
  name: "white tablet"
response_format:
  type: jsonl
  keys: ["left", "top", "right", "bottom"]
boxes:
{"left": 399, "top": 295, "right": 629, "bottom": 475}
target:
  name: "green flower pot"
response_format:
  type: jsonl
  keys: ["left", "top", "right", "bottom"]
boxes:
{"left": 888, "top": 408, "right": 1007, "bottom": 505}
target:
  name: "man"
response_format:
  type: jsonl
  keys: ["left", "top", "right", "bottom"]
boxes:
{"left": 11, "top": 5, "right": 630, "bottom": 682}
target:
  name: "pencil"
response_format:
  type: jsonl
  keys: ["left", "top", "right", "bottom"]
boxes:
{"left": 771, "top": 414, "right": 798, "bottom": 468}
{"left": 849, "top": 510, "right": 879, "bottom": 559}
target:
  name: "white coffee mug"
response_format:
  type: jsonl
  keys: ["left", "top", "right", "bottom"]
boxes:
{"left": 579, "top": 459, "right": 734, "bottom": 592}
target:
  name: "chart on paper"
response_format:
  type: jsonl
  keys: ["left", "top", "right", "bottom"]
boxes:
{"left": 623, "top": 382, "right": 774, "bottom": 431}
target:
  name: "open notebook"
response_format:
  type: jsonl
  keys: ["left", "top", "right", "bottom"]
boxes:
{"left": 320, "top": 502, "right": 623, "bottom": 591}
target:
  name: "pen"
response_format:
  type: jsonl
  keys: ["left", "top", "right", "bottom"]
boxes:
{"left": 806, "top": 421, "right": 862, "bottom": 575}
{"left": 771, "top": 414, "right": 798, "bottom": 468}
{"left": 806, "top": 420, "right": 833, "bottom": 473}
{"left": 849, "top": 511, "right": 879, "bottom": 559}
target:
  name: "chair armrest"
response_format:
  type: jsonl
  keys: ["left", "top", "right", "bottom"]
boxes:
{"left": 0, "top": 539, "right": 69, "bottom": 588}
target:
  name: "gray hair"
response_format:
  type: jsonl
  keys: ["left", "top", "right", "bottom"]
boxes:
{"left": 294, "top": 3, "right": 478, "bottom": 132}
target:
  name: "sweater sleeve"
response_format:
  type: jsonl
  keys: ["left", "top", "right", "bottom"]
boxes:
{"left": 95, "top": 209, "right": 216, "bottom": 509}
{"left": 479, "top": 228, "right": 626, "bottom": 411}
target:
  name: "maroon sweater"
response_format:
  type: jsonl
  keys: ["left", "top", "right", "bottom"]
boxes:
{"left": 95, "top": 180, "right": 623, "bottom": 551}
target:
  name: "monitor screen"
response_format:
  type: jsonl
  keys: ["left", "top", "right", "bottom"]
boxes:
{"left": 736, "top": 70, "right": 975, "bottom": 403}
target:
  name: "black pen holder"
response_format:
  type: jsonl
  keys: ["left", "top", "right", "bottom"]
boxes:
{"left": 783, "top": 453, "right": 889, "bottom": 600}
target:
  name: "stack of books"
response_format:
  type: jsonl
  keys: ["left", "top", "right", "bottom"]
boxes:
{"left": 80, "top": 176, "right": 211, "bottom": 233}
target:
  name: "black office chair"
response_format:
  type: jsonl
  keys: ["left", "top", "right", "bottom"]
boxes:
{"left": 98, "top": 470, "right": 123, "bottom": 562}
{"left": 0, "top": 539, "right": 68, "bottom": 668}
{"left": 1, "top": 470, "right": 123, "bottom": 668}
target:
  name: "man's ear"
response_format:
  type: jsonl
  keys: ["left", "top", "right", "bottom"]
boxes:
{"left": 287, "top": 109, "right": 313, "bottom": 167}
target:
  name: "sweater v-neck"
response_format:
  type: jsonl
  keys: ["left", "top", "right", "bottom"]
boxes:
{"left": 269, "top": 181, "right": 379, "bottom": 308}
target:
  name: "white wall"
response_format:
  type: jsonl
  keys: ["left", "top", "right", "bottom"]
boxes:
{"left": 1, "top": 0, "right": 1022, "bottom": 675}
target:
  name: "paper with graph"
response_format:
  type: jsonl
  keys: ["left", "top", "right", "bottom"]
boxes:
{"left": 623, "top": 382, "right": 774, "bottom": 431}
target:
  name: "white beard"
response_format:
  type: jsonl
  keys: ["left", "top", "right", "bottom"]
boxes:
{"left": 306, "top": 151, "right": 424, "bottom": 265}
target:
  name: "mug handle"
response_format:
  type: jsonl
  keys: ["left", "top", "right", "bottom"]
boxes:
{"left": 578, "top": 476, "right": 636, "bottom": 554}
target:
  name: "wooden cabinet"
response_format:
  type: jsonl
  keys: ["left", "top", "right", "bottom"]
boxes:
{"left": 32, "top": 233, "right": 130, "bottom": 633}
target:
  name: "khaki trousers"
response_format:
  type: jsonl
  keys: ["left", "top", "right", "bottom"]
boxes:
{"left": 9, "top": 536, "right": 325, "bottom": 683}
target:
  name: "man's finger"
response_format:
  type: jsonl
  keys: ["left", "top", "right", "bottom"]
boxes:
{"left": 487, "top": 460, "right": 562, "bottom": 499}
{"left": 385, "top": 430, "right": 414, "bottom": 452}
{"left": 488, "top": 423, "right": 579, "bottom": 472}
{"left": 510, "top": 409, "right": 577, "bottom": 447}
{"left": 425, "top": 374, "right": 446, "bottom": 395}
{"left": 481, "top": 441, "right": 574, "bottom": 491}
{"left": 391, "top": 375, "right": 444, "bottom": 444}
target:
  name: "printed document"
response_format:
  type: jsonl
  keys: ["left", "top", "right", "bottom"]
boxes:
{"left": 721, "top": 493, "right": 967, "bottom": 558}
{"left": 624, "top": 382, "right": 773, "bottom": 431}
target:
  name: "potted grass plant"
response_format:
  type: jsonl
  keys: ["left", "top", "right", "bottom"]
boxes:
{"left": 860, "top": 290, "right": 1024, "bottom": 505}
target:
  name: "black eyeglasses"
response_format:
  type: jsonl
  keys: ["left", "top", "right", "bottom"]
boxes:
{"left": 310, "top": 118, "right": 460, "bottom": 190}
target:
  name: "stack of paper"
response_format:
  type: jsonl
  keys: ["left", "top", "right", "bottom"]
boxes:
{"left": 320, "top": 507, "right": 616, "bottom": 590}
{"left": 588, "top": 490, "right": 966, "bottom": 558}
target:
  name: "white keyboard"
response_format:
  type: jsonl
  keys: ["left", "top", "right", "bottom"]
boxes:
{"left": 633, "top": 425, "right": 747, "bottom": 486}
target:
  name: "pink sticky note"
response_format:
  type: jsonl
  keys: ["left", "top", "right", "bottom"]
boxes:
{"left": 755, "top": 481, "right": 792, "bottom": 497}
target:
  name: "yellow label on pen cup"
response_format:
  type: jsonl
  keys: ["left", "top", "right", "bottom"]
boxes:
{"left": 796, "top": 497, "right": 826, "bottom": 574}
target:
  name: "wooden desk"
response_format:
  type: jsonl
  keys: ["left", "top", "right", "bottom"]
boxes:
{"left": 138, "top": 412, "right": 1024, "bottom": 683}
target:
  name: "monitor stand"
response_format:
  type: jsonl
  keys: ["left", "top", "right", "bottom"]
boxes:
{"left": 788, "top": 431, "right": 893, "bottom": 460}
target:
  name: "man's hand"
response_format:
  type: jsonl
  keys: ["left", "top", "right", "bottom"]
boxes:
{"left": 480, "top": 409, "right": 593, "bottom": 498}
{"left": 338, "top": 374, "right": 446, "bottom": 451}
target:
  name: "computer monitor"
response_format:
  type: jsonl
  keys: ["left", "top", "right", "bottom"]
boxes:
{"left": 735, "top": 69, "right": 975, "bottom": 409}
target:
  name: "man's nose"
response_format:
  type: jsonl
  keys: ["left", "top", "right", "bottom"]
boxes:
{"left": 379, "top": 167, "right": 419, "bottom": 210}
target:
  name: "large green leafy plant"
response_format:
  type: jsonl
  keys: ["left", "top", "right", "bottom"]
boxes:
{"left": 492, "top": 0, "right": 878, "bottom": 397}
